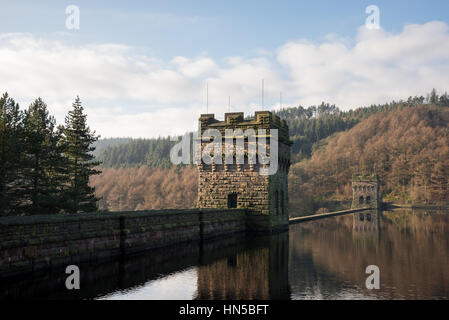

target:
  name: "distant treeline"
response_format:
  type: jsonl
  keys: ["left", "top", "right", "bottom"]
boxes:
{"left": 97, "top": 137, "right": 176, "bottom": 169}
{"left": 0, "top": 93, "right": 100, "bottom": 216}
{"left": 92, "top": 137, "right": 132, "bottom": 158}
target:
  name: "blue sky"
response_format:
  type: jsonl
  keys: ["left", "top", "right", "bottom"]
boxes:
{"left": 1, "top": 1, "right": 449, "bottom": 137}
{"left": 2, "top": 0, "right": 449, "bottom": 58}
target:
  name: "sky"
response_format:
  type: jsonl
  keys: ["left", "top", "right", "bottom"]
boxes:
{"left": 1, "top": 0, "right": 449, "bottom": 138}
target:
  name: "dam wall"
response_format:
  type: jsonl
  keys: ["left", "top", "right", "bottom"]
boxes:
{"left": 0, "top": 208, "right": 252, "bottom": 278}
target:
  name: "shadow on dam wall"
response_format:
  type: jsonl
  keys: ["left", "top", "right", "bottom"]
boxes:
{"left": 0, "top": 231, "right": 290, "bottom": 300}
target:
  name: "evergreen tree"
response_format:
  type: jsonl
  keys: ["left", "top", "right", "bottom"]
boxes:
{"left": 22, "top": 98, "right": 66, "bottom": 215}
{"left": 61, "top": 96, "right": 101, "bottom": 213}
{"left": 430, "top": 88, "right": 439, "bottom": 105}
{"left": 439, "top": 92, "right": 449, "bottom": 107}
{"left": 0, "top": 93, "right": 24, "bottom": 215}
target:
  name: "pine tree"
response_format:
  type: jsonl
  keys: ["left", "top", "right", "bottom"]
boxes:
{"left": 61, "top": 96, "right": 101, "bottom": 213}
{"left": 22, "top": 98, "right": 66, "bottom": 215}
{"left": 430, "top": 88, "right": 439, "bottom": 105}
{"left": 0, "top": 93, "right": 24, "bottom": 215}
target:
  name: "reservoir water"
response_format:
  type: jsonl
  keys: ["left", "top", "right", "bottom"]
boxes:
{"left": 1, "top": 209, "right": 448, "bottom": 300}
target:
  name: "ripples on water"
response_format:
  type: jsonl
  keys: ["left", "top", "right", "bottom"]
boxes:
{"left": 1, "top": 209, "right": 448, "bottom": 300}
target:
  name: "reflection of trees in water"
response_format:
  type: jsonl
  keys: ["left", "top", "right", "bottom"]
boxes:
{"left": 382, "top": 210, "right": 449, "bottom": 234}
{"left": 289, "top": 249, "right": 351, "bottom": 299}
{"left": 289, "top": 210, "right": 449, "bottom": 299}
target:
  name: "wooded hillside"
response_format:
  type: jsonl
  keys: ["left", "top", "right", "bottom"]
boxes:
{"left": 289, "top": 105, "right": 449, "bottom": 211}
{"left": 91, "top": 166, "right": 197, "bottom": 211}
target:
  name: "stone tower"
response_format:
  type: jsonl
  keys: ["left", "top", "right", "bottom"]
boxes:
{"left": 197, "top": 111, "right": 291, "bottom": 231}
{"left": 352, "top": 173, "right": 380, "bottom": 208}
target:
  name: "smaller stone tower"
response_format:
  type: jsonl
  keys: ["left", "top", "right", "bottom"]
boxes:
{"left": 352, "top": 173, "right": 380, "bottom": 209}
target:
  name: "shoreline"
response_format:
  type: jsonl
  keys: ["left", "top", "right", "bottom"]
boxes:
{"left": 384, "top": 203, "right": 449, "bottom": 210}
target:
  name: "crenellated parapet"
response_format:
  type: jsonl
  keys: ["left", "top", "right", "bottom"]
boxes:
{"left": 199, "top": 111, "right": 291, "bottom": 146}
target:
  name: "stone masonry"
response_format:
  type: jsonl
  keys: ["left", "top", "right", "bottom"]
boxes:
{"left": 352, "top": 173, "right": 381, "bottom": 209}
{"left": 0, "top": 209, "right": 247, "bottom": 278}
{"left": 197, "top": 111, "right": 292, "bottom": 231}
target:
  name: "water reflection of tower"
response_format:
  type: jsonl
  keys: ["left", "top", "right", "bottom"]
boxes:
{"left": 353, "top": 209, "right": 381, "bottom": 232}
{"left": 195, "top": 232, "right": 290, "bottom": 300}
{"left": 352, "top": 209, "right": 382, "bottom": 244}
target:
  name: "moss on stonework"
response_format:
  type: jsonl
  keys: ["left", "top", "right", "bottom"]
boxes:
{"left": 352, "top": 173, "right": 379, "bottom": 182}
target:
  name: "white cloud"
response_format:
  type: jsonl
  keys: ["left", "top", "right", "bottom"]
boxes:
{"left": 1, "top": 21, "right": 449, "bottom": 138}
{"left": 278, "top": 21, "right": 449, "bottom": 107}
{"left": 171, "top": 56, "right": 218, "bottom": 78}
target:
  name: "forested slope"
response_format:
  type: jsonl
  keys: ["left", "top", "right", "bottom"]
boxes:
{"left": 91, "top": 166, "right": 197, "bottom": 211}
{"left": 289, "top": 105, "right": 449, "bottom": 210}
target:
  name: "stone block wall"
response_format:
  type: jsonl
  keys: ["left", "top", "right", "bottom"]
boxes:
{"left": 120, "top": 210, "right": 201, "bottom": 254}
{"left": 0, "top": 208, "right": 255, "bottom": 278}
{"left": 198, "top": 165, "right": 270, "bottom": 213}
{"left": 0, "top": 208, "right": 282, "bottom": 278}
{"left": 200, "top": 209, "right": 247, "bottom": 239}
